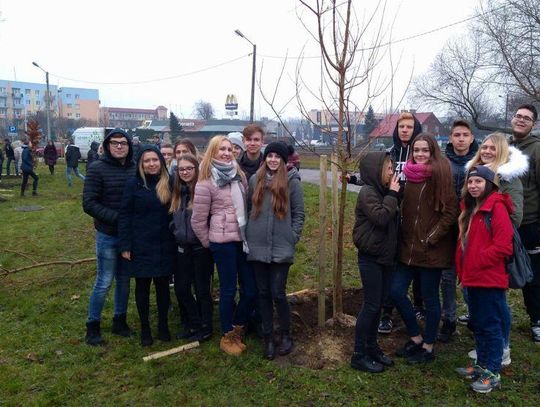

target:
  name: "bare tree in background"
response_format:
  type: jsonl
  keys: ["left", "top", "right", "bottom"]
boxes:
{"left": 193, "top": 101, "right": 215, "bottom": 120}
{"left": 260, "top": 0, "right": 402, "bottom": 321}
{"left": 412, "top": 0, "right": 540, "bottom": 131}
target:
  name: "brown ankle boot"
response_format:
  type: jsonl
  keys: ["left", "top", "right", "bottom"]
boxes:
{"left": 232, "top": 325, "right": 247, "bottom": 351}
{"left": 220, "top": 331, "right": 243, "bottom": 356}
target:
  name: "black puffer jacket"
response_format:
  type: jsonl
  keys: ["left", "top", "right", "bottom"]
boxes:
{"left": 65, "top": 144, "right": 82, "bottom": 168}
{"left": 86, "top": 141, "right": 100, "bottom": 170}
{"left": 82, "top": 129, "right": 135, "bottom": 236}
{"left": 445, "top": 141, "right": 479, "bottom": 198}
{"left": 352, "top": 152, "right": 399, "bottom": 265}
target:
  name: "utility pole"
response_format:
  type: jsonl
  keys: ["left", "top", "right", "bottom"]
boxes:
{"left": 234, "top": 29, "right": 256, "bottom": 123}
{"left": 32, "top": 62, "right": 51, "bottom": 141}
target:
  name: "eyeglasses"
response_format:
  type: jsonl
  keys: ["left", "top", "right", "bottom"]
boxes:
{"left": 178, "top": 166, "right": 195, "bottom": 173}
{"left": 513, "top": 114, "right": 535, "bottom": 123}
{"left": 110, "top": 141, "right": 129, "bottom": 148}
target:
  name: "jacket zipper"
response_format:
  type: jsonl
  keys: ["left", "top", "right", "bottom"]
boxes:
{"left": 407, "top": 183, "right": 426, "bottom": 266}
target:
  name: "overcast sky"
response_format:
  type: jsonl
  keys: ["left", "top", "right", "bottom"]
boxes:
{"left": 0, "top": 0, "right": 479, "bottom": 120}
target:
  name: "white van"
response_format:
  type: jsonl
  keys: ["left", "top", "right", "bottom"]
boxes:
{"left": 70, "top": 127, "right": 114, "bottom": 160}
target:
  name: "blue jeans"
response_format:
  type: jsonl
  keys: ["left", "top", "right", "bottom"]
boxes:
{"left": 468, "top": 287, "right": 506, "bottom": 373}
{"left": 441, "top": 267, "right": 456, "bottom": 322}
{"left": 66, "top": 166, "right": 85, "bottom": 186}
{"left": 391, "top": 263, "right": 442, "bottom": 345}
{"left": 87, "top": 231, "right": 131, "bottom": 323}
{"left": 209, "top": 241, "right": 257, "bottom": 334}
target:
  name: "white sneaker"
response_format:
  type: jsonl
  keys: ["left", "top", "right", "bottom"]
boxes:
{"left": 468, "top": 347, "right": 511, "bottom": 366}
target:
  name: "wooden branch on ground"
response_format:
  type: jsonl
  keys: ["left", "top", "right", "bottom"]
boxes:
{"left": 143, "top": 341, "right": 200, "bottom": 362}
{"left": 3, "top": 249, "right": 39, "bottom": 264}
{"left": 0, "top": 258, "right": 96, "bottom": 276}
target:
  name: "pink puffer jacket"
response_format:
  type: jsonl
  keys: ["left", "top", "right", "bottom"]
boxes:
{"left": 191, "top": 178, "right": 247, "bottom": 248}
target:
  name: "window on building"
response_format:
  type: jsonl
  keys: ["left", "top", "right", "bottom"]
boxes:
{"left": 0, "top": 87, "right": 5, "bottom": 93}
{"left": 12, "top": 88, "right": 21, "bottom": 94}
{"left": 35, "top": 90, "right": 40, "bottom": 96}
{"left": 25, "top": 89, "right": 31, "bottom": 95}
{"left": 67, "top": 103, "right": 72, "bottom": 108}
{"left": 66, "top": 94, "right": 71, "bottom": 98}
{"left": 36, "top": 100, "right": 41, "bottom": 106}
{"left": 76, "top": 113, "right": 80, "bottom": 118}
{"left": 67, "top": 113, "right": 72, "bottom": 117}
{"left": 26, "top": 100, "right": 30, "bottom": 105}
{"left": 0, "top": 108, "right": 7, "bottom": 114}
{"left": 75, "top": 94, "right": 80, "bottom": 99}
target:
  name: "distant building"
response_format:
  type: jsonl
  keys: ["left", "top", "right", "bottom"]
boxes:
{"left": 100, "top": 105, "right": 167, "bottom": 129}
{"left": 369, "top": 110, "right": 442, "bottom": 140}
{"left": 0, "top": 79, "right": 99, "bottom": 136}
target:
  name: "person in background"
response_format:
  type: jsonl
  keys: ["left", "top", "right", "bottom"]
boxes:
{"left": 239, "top": 124, "right": 265, "bottom": 180}
{"left": 132, "top": 136, "right": 141, "bottom": 161}
{"left": 65, "top": 139, "right": 85, "bottom": 187}
{"left": 20, "top": 139, "right": 38, "bottom": 197}
{"left": 4, "top": 138, "right": 16, "bottom": 176}
{"left": 286, "top": 144, "right": 301, "bottom": 171}
{"left": 391, "top": 134, "right": 457, "bottom": 364}
{"left": 437, "top": 120, "right": 478, "bottom": 343}
{"left": 191, "top": 135, "right": 256, "bottom": 356}
{"left": 509, "top": 104, "right": 540, "bottom": 344}
{"left": 14, "top": 140, "right": 22, "bottom": 176}
{"left": 170, "top": 153, "right": 214, "bottom": 343}
{"left": 82, "top": 129, "right": 135, "bottom": 346}
{"left": 227, "top": 132, "right": 245, "bottom": 160}
{"left": 170, "top": 138, "right": 199, "bottom": 176}
{"left": 44, "top": 140, "right": 58, "bottom": 175}
{"left": 86, "top": 141, "right": 100, "bottom": 171}
{"left": 119, "top": 146, "right": 175, "bottom": 347}
{"left": 350, "top": 152, "right": 399, "bottom": 373}
{"left": 160, "top": 143, "right": 175, "bottom": 171}
{"left": 246, "top": 142, "right": 304, "bottom": 360}
{"left": 455, "top": 165, "right": 513, "bottom": 393}
{"left": 0, "top": 140, "right": 4, "bottom": 180}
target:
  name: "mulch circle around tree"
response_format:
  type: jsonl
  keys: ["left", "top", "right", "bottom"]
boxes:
{"left": 272, "top": 288, "right": 410, "bottom": 370}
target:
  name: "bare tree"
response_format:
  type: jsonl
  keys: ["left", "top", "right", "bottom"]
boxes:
{"left": 193, "top": 100, "right": 215, "bottom": 120}
{"left": 260, "top": 0, "right": 402, "bottom": 322}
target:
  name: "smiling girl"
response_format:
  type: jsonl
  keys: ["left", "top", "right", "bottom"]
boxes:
{"left": 390, "top": 134, "right": 457, "bottom": 364}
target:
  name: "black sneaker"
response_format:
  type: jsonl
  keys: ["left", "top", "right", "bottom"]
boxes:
{"left": 395, "top": 340, "right": 423, "bottom": 357}
{"left": 531, "top": 321, "right": 540, "bottom": 344}
{"left": 407, "top": 347, "right": 435, "bottom": 364}
{"left": 378, "top": 315, "right": 393, "bottom": 334}
{"left": 437, "top": 320, "right": 456, "bottom": 343}
{"left": 350, "top": 352, "right": 384, "bottom": 373}
{"left": 369, "top": 347, "right": 394, "bottom": 367}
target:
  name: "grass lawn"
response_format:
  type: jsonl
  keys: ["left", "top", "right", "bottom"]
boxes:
{"left": 1, "top": 163, "right": 539, "bottom": 406}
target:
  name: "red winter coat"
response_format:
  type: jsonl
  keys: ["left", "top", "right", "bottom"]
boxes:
{"left": 455, "top": 192, "right": 514, "bottom": 289}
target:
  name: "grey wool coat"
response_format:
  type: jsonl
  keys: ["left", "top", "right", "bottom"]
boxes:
{"left": 246, "top": 167, "right": 305, "bottom": 264}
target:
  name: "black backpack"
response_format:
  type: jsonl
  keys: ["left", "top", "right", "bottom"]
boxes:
{"left": 484, "top": 213, "right": 534, "bottom": 289}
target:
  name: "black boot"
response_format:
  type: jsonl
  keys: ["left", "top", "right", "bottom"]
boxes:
{"left": 111, "top": 313, "right": 134, "bottom": 337}
{"left": 85, "top": 321, "right": 105, "bottom": 346}
{"left": 350, "top": 352, "right": 384, "bottom": 373}
{"left": 263, "top": 335, "right": 276, "bottom": 360}
{"left": 140, "top": 323, "right": 153, "bottom": 347}
{"left": 277, "top": 331, "right": 294, "bottom": 356}
{"left": 437, "top": 320, "right": 456, "bottom": 343}
{"left": 158, "top": 320, "right": 171, "bottom": 342}
{"left": 368, "top": 346, "right": 394, "bottom": 367}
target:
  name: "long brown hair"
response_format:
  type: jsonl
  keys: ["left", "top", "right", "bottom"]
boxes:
{"left": 411, "top": 133, "right": 453, "bottom": 211}
{"left": 169, "top": 153, "right": 199, "bottom": 213}
{"left": 458, "top": 179, "right": 497, "bottom": 247}
{"left": 251, "top": 158, "right": 289, "bottom": 220}
{"left": 174, "top": 138, "right": 199, "bottom": 158}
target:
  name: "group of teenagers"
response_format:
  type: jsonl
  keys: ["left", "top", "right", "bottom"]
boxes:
{"left": 350, "top": 104, "right": 540, "bottom": 394}
{"left": 82, "top": 124, "right": 304, "bottom": 361}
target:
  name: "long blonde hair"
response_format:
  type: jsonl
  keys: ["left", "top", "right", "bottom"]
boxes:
{"left": 138, "top": 150, "right": 171, "bottom": 204}
{"left": 199, "top": 135, "right": 246, "bottom": 182}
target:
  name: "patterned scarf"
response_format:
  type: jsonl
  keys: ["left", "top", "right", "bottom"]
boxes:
{"left": 211, "top": 159, "right": 241, "bottom": 187}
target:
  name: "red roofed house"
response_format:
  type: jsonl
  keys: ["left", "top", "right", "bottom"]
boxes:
{"left": 369, "top": 110, "right": 441, "bottom": 140}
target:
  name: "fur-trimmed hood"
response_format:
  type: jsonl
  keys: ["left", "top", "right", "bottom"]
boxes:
{"left": 465, "top": 146, "right": 529, "bottom": 182}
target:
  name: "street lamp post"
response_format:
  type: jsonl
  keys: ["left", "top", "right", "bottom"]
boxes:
{"left": 234, "top": 29, "right": 256, "bottom": 123}
{"left": 32, "top": 61, "right": 51, "bottom": 141}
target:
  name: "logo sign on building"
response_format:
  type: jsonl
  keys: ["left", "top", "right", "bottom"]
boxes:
{"left": 225, "top": 94, "right": 238, "bottom": 111}
{"left": 8, "top": 125, "right": 17, "bottom": 133}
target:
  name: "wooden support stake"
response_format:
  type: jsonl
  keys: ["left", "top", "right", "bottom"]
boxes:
{"left": 318, "top": 155, "right": 328, "bottom": 327}
{"left": 143, "top": 341, "right": 200, "bottom": 362}
{"left": 331, "top": 153, "right": 339, "bottom": 318}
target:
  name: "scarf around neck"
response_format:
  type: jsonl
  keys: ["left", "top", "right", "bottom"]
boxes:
{"left": 211, "top": 159, "right": 241, "bottom": 187}
{"left": 403, "top": 161, "right": 432, "bottom": 183}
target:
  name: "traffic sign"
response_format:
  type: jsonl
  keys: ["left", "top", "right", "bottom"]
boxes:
{"left": 8, "top": 125, "right": 16, "bottom": 133}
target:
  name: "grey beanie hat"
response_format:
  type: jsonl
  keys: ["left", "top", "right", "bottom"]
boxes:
{"left": 227, "top": 132, "right": 245, "bottom": 151}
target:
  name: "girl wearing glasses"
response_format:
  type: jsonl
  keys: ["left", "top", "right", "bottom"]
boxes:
{"left": 118, "top": 146, "right": 176, "bottom": 346}
{"left": 169, "top": 153, "right": 214, "bottom": 343}
{"left": 191, "top": 135, "right": 256, "bottom": 356}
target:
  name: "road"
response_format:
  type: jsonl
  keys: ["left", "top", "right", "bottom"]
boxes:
{"left": 299, "top": 169, "right": 361, "bottom": 193}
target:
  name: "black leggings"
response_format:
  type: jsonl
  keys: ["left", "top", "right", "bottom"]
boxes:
{"left": 252, "top": 261, "right": 291, "bottom": 336}
{"left": 48, "top": 164, "right": 55, "bottom": 175}
{"left": 21, "top": 170, "right": 38, "bottom": 194}
{"left": 135, "top": 276, "right": 170, "bottom": 329}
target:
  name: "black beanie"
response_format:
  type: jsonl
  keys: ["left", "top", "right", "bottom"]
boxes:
{"left": 263, "top": 142, "right": 289, "bottom": 163}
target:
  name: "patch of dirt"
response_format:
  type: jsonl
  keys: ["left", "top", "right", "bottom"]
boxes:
{"left": 277, "top": 288, "right": 409, "bottom": 369}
